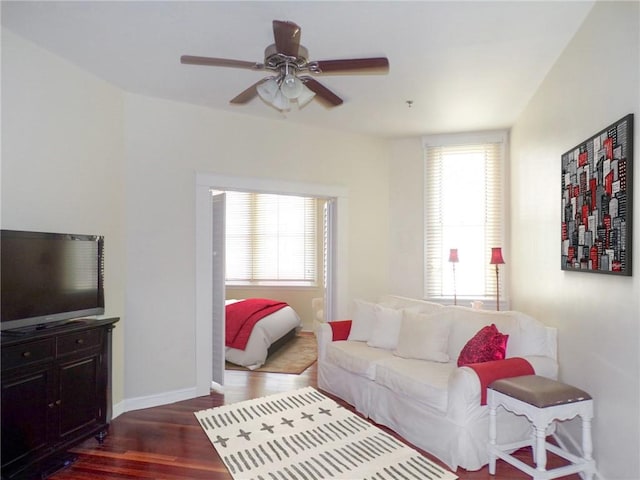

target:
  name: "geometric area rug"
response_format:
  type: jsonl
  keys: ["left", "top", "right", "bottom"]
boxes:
{"left": 195, "top": 387, "right": 458, "bottom": 480}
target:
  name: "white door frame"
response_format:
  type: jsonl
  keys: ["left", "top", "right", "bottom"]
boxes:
{"left": 194, "top": 173, "right": 348, "bottom": 396}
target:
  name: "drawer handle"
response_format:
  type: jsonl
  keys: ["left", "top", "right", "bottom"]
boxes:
{"left": 48, "top": 402, "right": 54, "bottom": 408}
{"left": 55, "top": 399, "right": 61, "bottom": 406}
{"left": 76, "top": 339, "right": 84, "bottom": 345}
{"left": 22, "top": 351, "right": 31, "bottom": 358}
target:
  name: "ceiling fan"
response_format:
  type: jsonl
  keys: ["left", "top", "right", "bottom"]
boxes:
{"left": 180, "top": 20, "right": 389, "bottom": 111}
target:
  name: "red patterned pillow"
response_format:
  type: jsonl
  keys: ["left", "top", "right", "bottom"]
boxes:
{"left": 329, "top": 320, "right": 352, "bottom": 341}
{"left": 457, "top": 324, "right": 509, "bottom": 367}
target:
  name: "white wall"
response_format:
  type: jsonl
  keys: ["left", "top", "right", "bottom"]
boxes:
{"left": 1, "top": 30, "right": 127, "bottom": 406}
{"left": 510, "top": 2, "right": 640, "bottom": 478}
{"left": 388, "top": 137, "right": 425, "bottom": 298}
{"left": 123, "top": 93, "right": 390, "bottom": 400}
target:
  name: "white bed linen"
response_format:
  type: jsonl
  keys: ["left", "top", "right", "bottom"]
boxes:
{"left": 225, "top": 304, "right": 301, "bottom": 370}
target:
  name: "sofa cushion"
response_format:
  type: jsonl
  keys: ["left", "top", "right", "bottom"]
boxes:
{"left": 494, "top": 312, "right": 550, "bottom": 358}
{"left": 394, "top": 310, "right": 451, "bottom": 362}
{"left": 445, "top": 307, "right": 550, "bottom": 360}
{"left": 326, "top": 341, "right": 395, "bottom": 380}
{"left": 348, "top": 299, "right": 377, "bottom": 341}
{"left": 457, "top": 324, "right": 508, "bottom": 367}
{"left": 375, "top": 357, "right": 457, "bottom": 414}
{"left": 367, "top": 305, "right": 404, "bottom": 350}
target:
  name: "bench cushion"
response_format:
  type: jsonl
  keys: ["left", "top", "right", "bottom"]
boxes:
{"left": 489, "top": 375, "right": 591, "bottom": 408}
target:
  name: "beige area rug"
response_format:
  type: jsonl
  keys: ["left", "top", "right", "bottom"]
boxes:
{"left": 226, "top": 333, "right": 317, "bottom": 374}
{"left": 195, "top": 387, "right": 457, "bottom": 480}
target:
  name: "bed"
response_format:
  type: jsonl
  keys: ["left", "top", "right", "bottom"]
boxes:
{"left": 225, "top": 298, "right": 302, "bottom": 369}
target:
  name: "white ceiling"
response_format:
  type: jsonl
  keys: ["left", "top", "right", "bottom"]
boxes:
{"left": 1, "top": 1, "right": 595, "bottom": 138}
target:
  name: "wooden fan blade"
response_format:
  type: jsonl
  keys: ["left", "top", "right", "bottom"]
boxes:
{"left": 229, "top": 80, "right": 264, "bottom": 104}
{"left": 181, "top": 55, "right": 263, "bottom": 70}
{"left": 273, "top": 20, "right": 301, "bottom": 57}
{"left": 314, "top": 57, "right": 389, "bottom": 74}
{"left": 303, "top": 78, "right": 343, "bottom": 107}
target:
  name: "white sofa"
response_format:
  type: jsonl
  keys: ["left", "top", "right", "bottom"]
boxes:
{"left": 316, "top": 295, "right": 558, "bottom": 472}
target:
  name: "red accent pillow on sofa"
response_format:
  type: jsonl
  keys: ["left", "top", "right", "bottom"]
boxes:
{"left": 457, "top": 323, "right": 509, "bottom": 367}
{"left": 329, "top": 320, "right": 352, "bottom": 341}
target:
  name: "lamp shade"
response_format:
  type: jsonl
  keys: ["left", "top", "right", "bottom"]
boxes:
{"left": 271, "top": 89, "right": 291, "bottom": 111}
{"left": 256, "top": 78, "right": 280, "bottom": 102}
{"left": 490, "top": 247, "right": 505, "bottom": 265}
{"left": 448, "top": 248, "right": 459, "bottom": 263}
{"left": 297, "top": 82, "right": 316, "bottom": 107}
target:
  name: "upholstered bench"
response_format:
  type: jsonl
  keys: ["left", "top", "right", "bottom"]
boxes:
{"left": 488, "top": 375, "right": 595, "bottom": 480}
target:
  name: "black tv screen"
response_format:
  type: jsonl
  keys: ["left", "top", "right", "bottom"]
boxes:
{"left": 1, "top": 230, "right": 105, "bottom": 331}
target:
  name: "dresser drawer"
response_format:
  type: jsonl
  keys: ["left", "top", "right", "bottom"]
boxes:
{"left": 1, "top": 338, "right": 55, "bottom": 370}
{"left": 57, "top": 329, "right": 103, "bottom": 355}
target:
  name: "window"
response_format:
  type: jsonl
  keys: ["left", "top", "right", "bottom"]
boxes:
{"left": 225, "top": 191, "right": 317, "bottom": 286}
{"left": 423, "top": 132, "right": 506, "bottom": 303}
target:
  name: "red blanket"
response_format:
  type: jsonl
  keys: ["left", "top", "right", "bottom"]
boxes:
{"left": 225, "top": 298, "right": 288, "bottom": 350}
{"left": 465, "top": 357, "right": 534, "bottom": 405}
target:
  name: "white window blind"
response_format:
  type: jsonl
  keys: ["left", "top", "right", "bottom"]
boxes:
{"left": 424, "top": 137, "right": 505, "bottom": 301}
{"left": 225, "top": 191, "right": 317, "bottom": 285}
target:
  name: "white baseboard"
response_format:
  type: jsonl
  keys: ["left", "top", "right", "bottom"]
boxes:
{"left": 112, "top": 387, "right": 199, "bottom": 418}
{"left": 211, "top": 380, "right": 224, "bottom": 393}
{"left": 111, "top": 400, "right": 126, "bottom": 419}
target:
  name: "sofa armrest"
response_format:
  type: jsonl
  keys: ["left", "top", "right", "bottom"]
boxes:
{"left": 316, "top": 322, "right": 333, "bottom": 361}
{"left": 446, "top": 355, "right": 559, "bottom": 424}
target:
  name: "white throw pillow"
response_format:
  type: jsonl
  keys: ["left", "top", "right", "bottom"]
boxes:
{"left": 394, "top": 310, "right": 451, "bottom": 363}
{"left": 367, "top": 305, "right": 404, "bottom": 350}
{"left": 348, "top": 299, "right": 378, "bottom": 341}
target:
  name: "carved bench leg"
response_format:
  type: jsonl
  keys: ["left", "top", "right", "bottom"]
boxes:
{"left": 534, "top": 424, "right": 547, "bottom": 472}
{"left": 582, "top": 415, "right": 594, "bottom": 480}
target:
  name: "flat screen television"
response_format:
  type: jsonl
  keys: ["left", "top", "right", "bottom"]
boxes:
{"left": 1, "top": 229, "right": 105, "bottom": 332}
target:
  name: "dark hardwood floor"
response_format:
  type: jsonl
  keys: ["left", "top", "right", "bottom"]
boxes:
{"left": 50, "top": 363, "right": 581, "bottom": 480}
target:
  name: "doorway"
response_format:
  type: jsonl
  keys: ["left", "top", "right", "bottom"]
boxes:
{"left": 194, "top": 173, "right": 348, "bottom": 394}
{"left": 222, "top": 190, "right": 327, "bottom": 333}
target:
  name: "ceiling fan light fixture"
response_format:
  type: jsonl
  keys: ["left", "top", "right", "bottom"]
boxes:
{"left": 182, "top": 19, "right": 389, "bottom": 110}
{"left": 256, "top": 77, "right": 280, "bottom": 102}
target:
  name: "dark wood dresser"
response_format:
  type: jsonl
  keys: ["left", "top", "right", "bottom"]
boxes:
{"left": 1, "top": 317, "right": 118, "bottom": 479}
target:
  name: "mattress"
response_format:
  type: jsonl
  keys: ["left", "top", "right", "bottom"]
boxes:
{"left": 225, "top": 300, "right": 301, "bottom": 369}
